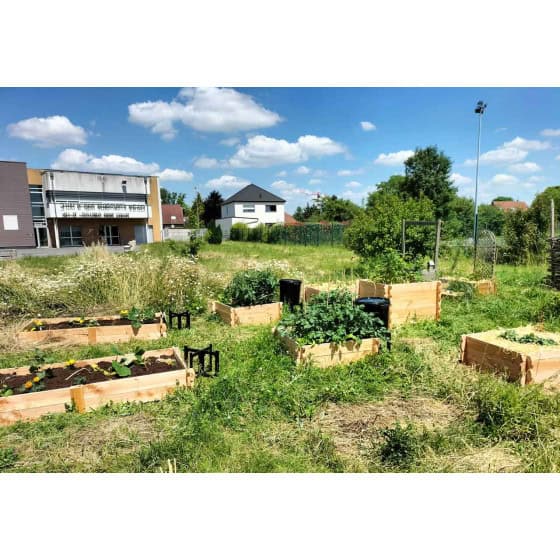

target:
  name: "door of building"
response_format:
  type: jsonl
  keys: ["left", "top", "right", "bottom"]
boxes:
{"left": 34, "top": 226, "right": 49, "bottom": 248}
{"left": 134, "top": 225, "right": 147, "bottom": 244}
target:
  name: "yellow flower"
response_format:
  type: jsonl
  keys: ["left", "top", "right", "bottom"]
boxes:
{"left": 33, "top": 376, "right": 41, "bottom": 383}
{"left": 24, "top": 381, "right": 33, "bottom": 389}
{"left": 65, "top": 359, "right": 76, "bottom": 367}
{"left": 33, "top": 319, "right": 43, "bottom": 326}
{"left": 78, "top": 318, "right": 85, "bottom": 324}
{"left": 120, "top": 309, "right": 128, "bottom": 315}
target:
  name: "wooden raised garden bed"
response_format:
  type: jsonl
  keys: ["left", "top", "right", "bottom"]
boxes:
{"left": 211, "top": 301, "right": 283, "bottom": 326}
{"left": 460, "top": 326, "right": 560, "bottom": 386}
{"left": 441, "top": 277, "right": 497, "bottom": 297}
{"left": 16, "top": 315, "right": 166, "bottom": 346}
{"left": 275, "top": 330, "right": 380, "bottom": 368}
{"left": 356, "top": 279, "right": 441, "bottom": 328}
{"left": 0, "top": 347, "right": 194, "bottom": 426}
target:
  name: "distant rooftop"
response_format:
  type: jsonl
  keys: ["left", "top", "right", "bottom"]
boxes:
{"left": 492, "top": 200, "right": 529, "bottom": 211}
{"left": 222, "top": 183, "right": 286, "bottom": 204}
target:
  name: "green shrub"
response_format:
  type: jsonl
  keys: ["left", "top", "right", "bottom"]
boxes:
{"left": 378, "top": 423, "right": 424, "bottom": 468}
{"left": 230, "top": 223, "right": 249, "bottom": 241}
{"left": 356, "top": 248, "right": 423, "bottom": 284}
{"left": 267, "top": 224, "right": 284, "bottom": 244}
{"left": 207, "top": 222, "right": 223, "bottom": 245}
{"left": 247, "top": 224, "right": 268, "bottom": 243}
{"left": 343, "top": 192, "right": 435, "bottom": 258}
{"left": 277, "top": 289, "right": 389, "bottom": 345}
{"left": 222, "top": 269, "right": 279, "bottom": 307}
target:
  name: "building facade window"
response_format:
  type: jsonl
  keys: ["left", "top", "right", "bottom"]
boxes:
{"left": 100, "top": 225, "right": 120, "bottom": 245}
{"left": 242, "top": 204, "right": 255, "bottom": 213}
{"left": 265, "top": 204, "right": 277, "bottom": 212}
{"left": 60, "top": 225, "right": 82, "bottom": 247}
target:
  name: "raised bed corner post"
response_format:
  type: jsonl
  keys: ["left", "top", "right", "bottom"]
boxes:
{"left": 184, "top": 344, "right": 220, "bottom": 377}
{"left": 168, "top": 310, "right": 191, "bottom": 330}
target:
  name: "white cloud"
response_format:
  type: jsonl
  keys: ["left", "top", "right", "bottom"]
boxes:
{"left": 206, "top": 175, "right": 248, "bottom": 190}
{"left": 341, "top": 187, "right": 375, "bottom": 203}
{"left": 228, "top": 134, "right": 345, "bottom": 168}
{"left": 337, "top": 168, "right": 363, "bottom": 176}
{"left": 159, "top": 168, "right": 193, "bottom": 181}
{"left": 276, "top": 170, "right": 287, "bottom": 177}
{"left": 508, "top": 161, "right": 541, "bottom": 174}
{"left": 360, "top": 121, "right": 376, "bottom": 131}
{"left": 374, "top": 150, "right": 414, "bottom": 166}
{"left": 128, "top": 87, "right": 281, "bottom": 139}
{"left": 556, "top": 154, "right": 560, "bottom": 161}
{"left": 313, "top": 169, "right": 327, "bottom": 177}
{"left": 451, "top": 173, "right": 472, "bottom": 187}
{"left": 7, "top": 115, "right": 87, "bottom": 148}
{"left": 194, "top": 156, "right": 220, "bottom": 169}
{"left": 220, "top": 137, "right": 241, "bottom": 146}
{"left": 489, "top": 173, "right": 519, "bottom": 186}
{"left": 465, "top": 146, "right": 528, "bottom": 166}
{"left": 541, "top": 128, "right": 560, "bottom": 137}
{"left": 271, "top": 179, "right": 296, "bottom": 190}
{"left": 295, "top": 165, "right": 311, "bottom": 175}
{"left": 308, "top": 179, "right": 322, "bottom": 185}
{"left": 52, "top": 149, "right": 159, "bottom": 175}
{"left": 345, "top": 181, "right": 362, "bottom": 188}
{"left": 502, "top": 136, "right": 551, "bottom": 151}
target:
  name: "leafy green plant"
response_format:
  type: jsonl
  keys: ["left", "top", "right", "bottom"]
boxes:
{"left": 207, "top": 221, "right": 223, "bottom": 245}
{"left": 120, "top": 306, "right": 156, "bottom": 329}
{"left": 500, "top": 329, "right": 557, "bottom": 346}
{"left": 277, "top": 289, "right": 389, "bottom": 346}
{"left": 222, "top": 269, "right": 279, "bottom": 307}
{"left": 378, "top": 423, "right": 424, "bottom": 468}
{"left": 69, "top": 316, "right": 99, "bottom": 327}
{"left": 356, "top": 249, "right": 423, "bottom": 284}
{"left": 111, "top": 361, "right": 132, "bottom": 378}
{"left": 230, "top": 223, "right": 249, "bottom": 241}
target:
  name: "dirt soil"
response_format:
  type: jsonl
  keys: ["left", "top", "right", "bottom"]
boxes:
{"left": 27, "top": 318, "right": 158, "bottom": 331}
{"left": 0, "top": 355, "right": 179, "bottom": 393}
{"left": 313, "top": 395, "right": 461, "bottom": 459}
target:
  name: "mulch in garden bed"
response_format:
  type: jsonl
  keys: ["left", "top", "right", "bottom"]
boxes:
{"left": 0, "top": 354, "right": 179, "bottom": 393}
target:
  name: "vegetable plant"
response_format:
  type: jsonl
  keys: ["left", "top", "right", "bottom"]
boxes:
{"left": 355, "top": 248, "right": 423, "bottom": 284}
{"left": 222, "top": 269, "right": 279, "bottom": 307}
{"left": 500, "top": 329, "right": 557, "bottom": 346}
{"left": 277, "top": 289, "right": 389, "bottom": 346}
{"left": 120, "top": 307, "right": 156, "bottom": 329}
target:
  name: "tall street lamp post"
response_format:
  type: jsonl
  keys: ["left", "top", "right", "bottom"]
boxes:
{"left": 473, "top": 100, "right": 487, "bottom": 251}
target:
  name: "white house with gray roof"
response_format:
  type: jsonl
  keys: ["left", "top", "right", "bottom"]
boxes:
{"left": 216, "top": 184, "right": 285, "bottom": 238}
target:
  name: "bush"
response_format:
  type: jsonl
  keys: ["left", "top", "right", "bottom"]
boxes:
{"left": 344, "top": 192, "right": 435, "bottom": 259}
{"left": 276, "top": 289, "right": 389, "bottom": 345}
{"left": 247, "top": 224, "right": 268, "bottom": 242}
{"left": 207, "top": 222, "right": 223, "bottom": 245}
{"left": 267, "top": 224, "right": 284, "bottom": 244}
{"left": 355, "top": 248, "right": 423, "bottom": 284}
{"left": 501, "top": 210, "right": 546, "bottom": 265}
{"left": 222, "top": 269, "right": 279, "bottom": 307}
{"left": 230, "top": 223, "right": 249, "bottom": 241}
{"left": 378, "top": 423, "right": 425, "bottom": 468}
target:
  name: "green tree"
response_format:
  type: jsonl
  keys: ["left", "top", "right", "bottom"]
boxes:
{"left": 188, "top": 192, "right": 205, "bottom": 228}
{"left": 202, "top": 190, "right": 224, "bottom": 226}
{"left": 403, "top": 146, "right": 456, "bottom": 219}
{"left": 492, "top": 196, "right": 514, "bottom": 202}
{"left": 478, "top": 203, "right": 506, "bottom": 236}
{"left": 445, "top": 196, "right": 474, "bottom": 239}
{"left": 375, "top": 175, "right": 408, "bottom": 197}
{"left": 345, "top": 192, "right": 435, "bottom": 258}
{"left": 502, "top": 210, "right": 546, "bottom": 264}
{"left": 529, "top": 186, "right": 560, "bottom": 235}
{"left": 160, "top": 187, "right": 189, "bottom": 213}
{"left": 321, "top": 195, "right": 363, "bottom": 222}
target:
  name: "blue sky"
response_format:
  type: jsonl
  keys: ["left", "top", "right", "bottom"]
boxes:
{"left": 1, "top": 87, "right": 559, "bottom": 212}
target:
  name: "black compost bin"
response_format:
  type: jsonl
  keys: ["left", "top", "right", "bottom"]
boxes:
{"left": 354, "top": 297, "right": 390, "bottom": 329}
{"left": 279, "top": 279, "right": 302, "bottom": 310}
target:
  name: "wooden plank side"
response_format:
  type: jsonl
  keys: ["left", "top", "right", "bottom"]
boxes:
{"left": 356, "top": 280, "right": 387, "bottom": 298}
{"left": 526, "top": 354, "right": 560, "bottom": 384}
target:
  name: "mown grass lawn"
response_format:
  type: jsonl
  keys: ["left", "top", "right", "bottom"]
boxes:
{"left": 2, "top": 241, "right": 560, "bottom": 472}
